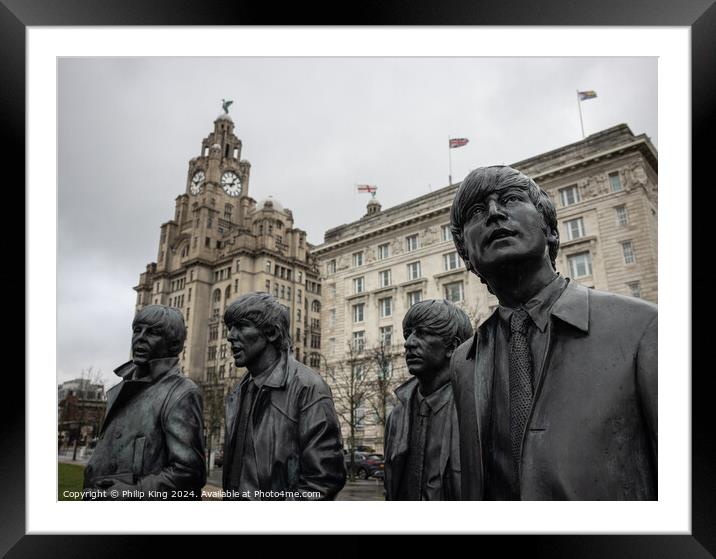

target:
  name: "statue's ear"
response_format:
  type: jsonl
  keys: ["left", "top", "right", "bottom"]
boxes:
{"left": 265, "top": 325, "right": 280, "bottom": 344}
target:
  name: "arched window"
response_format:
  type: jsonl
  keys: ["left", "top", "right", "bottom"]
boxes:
{"left": 224, "top": 203, "right": 233, "bottom": 220}
{"left": 212, "top": 289, "right": 221, "bottom": 304}
{"left": 311, "top": 300, "right": 321, "bottom": 313}
{"left": 225, "top": 285, "right": 231, "bottom": 300}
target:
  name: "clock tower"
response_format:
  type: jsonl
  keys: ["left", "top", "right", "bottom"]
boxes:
{"left": 133, "top": 103, "right": 323, "bottom": 455}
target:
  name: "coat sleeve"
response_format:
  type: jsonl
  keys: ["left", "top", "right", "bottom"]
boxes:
{"left": 137, "top": 388, "right": 207, "bottom": 497}
{"left": 295, "top": 395, "right": 347, "bottom": 500}
{"left": 636, "top": 313, "right": 658, "bottom": 467}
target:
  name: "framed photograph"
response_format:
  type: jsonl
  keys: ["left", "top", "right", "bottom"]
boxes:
{"left": 6, "top": 0, "right": 709, "bottom": 554}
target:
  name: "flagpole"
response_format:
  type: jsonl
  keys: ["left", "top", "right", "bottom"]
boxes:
{"left": 576, "top": 90, "right": 585, "bottom": 139}
{"left": 448, "top": 136, "right": 453, "bottom": 185}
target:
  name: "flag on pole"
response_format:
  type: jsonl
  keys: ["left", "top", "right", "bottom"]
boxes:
{"left": 357, "top": 184, "right": 377, "bottom": 193}
{"left": 578, "top": 90, "right": 597, "bottom": 101}
{"left": 449, "top": 138, "right": 469, "bottom": 148}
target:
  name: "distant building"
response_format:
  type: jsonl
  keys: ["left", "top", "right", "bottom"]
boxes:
{"left": 132, "top": 109, "right": 322, "bottom": 451}
{"left": 58, "top": 378, "right": 106, "bottom": 444}
{"left": 313, "top": 124, "right": 658, "bottom": 451}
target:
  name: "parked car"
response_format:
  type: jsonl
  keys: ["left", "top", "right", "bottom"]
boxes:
{"left": 344, "top": 451, "right": 385, "bottom": 479}
{"left": 213, "top": 448, "right": 224, "bottom": 468}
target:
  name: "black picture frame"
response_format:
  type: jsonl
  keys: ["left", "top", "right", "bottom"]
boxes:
{"left": 3, "top": 0, "right": 709, "bottom": 555}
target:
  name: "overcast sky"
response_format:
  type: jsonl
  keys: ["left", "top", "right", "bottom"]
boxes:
{"left": 57, "top": 57, "right": 657, "bottom": 388}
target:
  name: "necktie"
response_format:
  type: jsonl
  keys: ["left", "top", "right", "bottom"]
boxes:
{"left": 509, "top": 308, "right": 533, "bottom": 480}
{"left": 405, "top": 397, "right": 430, "bottom": 500}
{"left": 229, "top": 380, "right": 257, "bottom": 489}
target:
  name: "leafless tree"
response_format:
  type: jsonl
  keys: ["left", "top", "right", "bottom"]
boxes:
{"left": 319, "top": 343, "right": 374, "bottom": 480}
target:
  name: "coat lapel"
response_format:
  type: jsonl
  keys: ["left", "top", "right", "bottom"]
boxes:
{"left": 474, "top": 315, "right": 497, "bottom": 495}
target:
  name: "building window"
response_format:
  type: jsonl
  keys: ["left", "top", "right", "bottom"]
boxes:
{"left": 266, "top": 260, "right": 272, "bottom": 273}
{"left": 207, "top": 216, "right": 213, "bottom": 229}
{"left": 188, "top": 288, "right": 192, "bottom": 303}
{"left": 329, "top": 309, "right": 336, "bottom": 328}
{"left": 311, "top": 300, "right": 321, "bottom": 312}
{"left": 565, "top": 217, "right": 586, "bottom": 241}
{"left": 622, "top": 241, "right": 636, "bottom": 264}
{"left": 407, "top": 290, "right": 422, "bottom": 307}
{"left": 298, "top": 271, "right": 303, "bottom": 283}
{"left": 353, "top": 331, "right": 365, "bottom": 353}
{"left": 280, "top": 285, "right": 285, "bottom": 299}
{"left": 616, "top": 205, "right": 629, "bottom": 226}
{"left": 568, "top": 251, "right": 593, "bottom": 278}
{"left": 327, "top": 260, "right": 336, "bottom": 275}
{"left": 609, "top": 171, "right": 623, "bottom": 192}
{"left": 329, "top": 337, "right": 336, "bottom": 356}
{"left": 407, "top": 261, "right": 421, "bottom": 281}
{"left": 213, "top": 289, "right": 221, "bottom": 303}
{"left": 627, "top": 281, "right": 642, "bottom": 298}
{"left": 310, "top": 334, "right": 321, "bottom": 349}
{"left": 309, "top": 353, "right": 321, "bottom": 368}
{"left": 205, "top": 237, "right": 211, "bottom": 248}
{"left": 379, "top": 297, "right": 392, "bottom": 318}
{"left": 297, "top": 309, "right": 302, "bottom": 322}
{"left": 444, "top": 281, "right": 464, "bottom": 302}
{"left": 353, "top": 303, "right": 365, "bottom": 323}
{"left": 273, "top": 284, "right": 279, "bottom": 298}
{"left": 209, "top": 324, "right": 218, "bottom": 342}
{"left": 219, "top": 365, "right": 225, "bottom": 379}
{"left": 406, "top": 234, "right": 419, "bottom": 251}
{"left": 298, "top": 289, "right": 302, "bottom": 303}
{"left": 380, "top": 325, "right": 393, "bottom": 346}
{"left": 379, "top": 269, "right": 391, "bottom": 288}
{"left": 265, "top": 280, "right": 271, "bottom": 292}
{"left": 353, "top": 252, "right": 364, "bottom": 267}
{"left": 287, "top": 287, "right": 291, "bottom": 300}
{"left": 353, "top": 364, "right": 366, "bottom": 382}
{"left": 378, "top": 243, "right": 390, "bottom": 260}
{"left": 207, "top": 346, "right": 217, "bottom": 361}
{"left": 559, "top": 185, "right": 580, "bottom": 207}
{"left": 443, "top": 251, "right": 462, "bottom": 271}
{"left": 220, "top": 344, "right": 227, "bottom": 359}
{"left": 442, "top": 224, "right": 453, "bottom": 242}
{"left": 353, "top": 276, "right": 365, "bottom": 294}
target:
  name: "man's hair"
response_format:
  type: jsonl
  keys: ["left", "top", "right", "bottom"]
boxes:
{"left": 132, "top": 305, "right": 186, "bottom": 356}
{"left": 402, "top": 299, "right": 474, "bottom": 351}
{"left": 449, "top": 165, "right": 560, "bottom": 276}
{"left": 223, "top": 292, "right": 292, "bottom": 351}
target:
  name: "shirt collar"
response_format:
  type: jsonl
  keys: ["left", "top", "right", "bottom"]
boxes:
{"left": 113, "top": 356, "right": 179, "bottom": 384}
{"left": 497, "top": 274, "right": 568, "bottom": 333}
{"left": 420, "top": 381, "right": 453, "bottom": 414}
{"left": 252, "top": 351, "right": 288, "bottom": 389}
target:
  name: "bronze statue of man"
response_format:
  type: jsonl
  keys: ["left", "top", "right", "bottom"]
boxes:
{"left": 449, "top": 165, "right": 657, "bottom": 500}
{"left": 83, "top": 305, "right": 206, "bottom": 500}
{"left": 222, "top": 292, "right": 346, "bottom": 500}
{"left": 384, "top": 299, "right": 473, "bottom": 500}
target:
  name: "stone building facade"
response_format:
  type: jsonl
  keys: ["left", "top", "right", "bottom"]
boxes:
{"left": 313, "top": 124, "right": 658, "bottom": 452}
{"left": 133, "top": 110, "right": 322, "bottom": 451}
{"left": 57, "top": 378, "right": 107, "bottom": 445}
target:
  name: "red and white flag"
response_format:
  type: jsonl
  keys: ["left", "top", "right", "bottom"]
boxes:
{"left": 357, "top": 184, "right": 377, "bottom": 193}
{"left": 449, "top": 138, "right": 469, "bottom": 149}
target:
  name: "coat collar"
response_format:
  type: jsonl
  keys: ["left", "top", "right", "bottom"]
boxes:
{"left": 258, "top": 351, "right": 290, "bottom": 389}
{"left": 550, "top": 279, "right": 590, "bottom": 333}
{"left": 113, "top": 357, "right": 179, "bottom": 384}
{"left": 394, "top": 377, "right": 452, "bottom": 414}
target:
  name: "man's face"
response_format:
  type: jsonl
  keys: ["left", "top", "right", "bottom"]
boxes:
{"left": 462, "top": 185, "right": 549, "bottom": 275}
{"left": 227, "top": 319, "right": 268, "bottom": 369}
{"left": 132, "top": 320, "right": 171, "bottom": 365}
{"left": 403, "top": 326, "right": 450, "bottom": 379}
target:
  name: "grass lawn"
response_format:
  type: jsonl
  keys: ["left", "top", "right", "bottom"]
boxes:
{"left": 58, "top": 462, "right": 85, "bottom": 500}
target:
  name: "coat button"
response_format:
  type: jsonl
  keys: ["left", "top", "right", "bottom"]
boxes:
{"left": 114, "top": 432, "right": 122, "bottom": 439}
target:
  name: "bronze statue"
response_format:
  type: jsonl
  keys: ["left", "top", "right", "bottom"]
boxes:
{"left": 384, "top": 300, "right": 473, "bottom": 500}
{"left": 222, "top": 292, "right": 346, "bottom": 500}
{"left": 449, "top": 165, "right": 657, "bottom": 500}
{"left": 83, "top": 305, "right": 206, "bottom": 500}
{"left": 222, "top": 99, "right": 233, "bottom": 114}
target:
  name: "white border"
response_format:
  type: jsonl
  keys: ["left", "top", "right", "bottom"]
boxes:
{"left": 28, "top": 27, "right": 690, "bottom": 534}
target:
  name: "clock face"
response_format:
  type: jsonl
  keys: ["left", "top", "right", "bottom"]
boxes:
{"left": 221, "top": 171, "right": 242, "bottom": 197}
{"left": 190, "top": 170, "right": 205, "bottom": 195}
